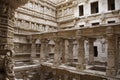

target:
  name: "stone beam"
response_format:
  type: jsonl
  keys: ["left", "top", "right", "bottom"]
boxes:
{"left": 32, "top": 24, "right": 120, "bottom": 39}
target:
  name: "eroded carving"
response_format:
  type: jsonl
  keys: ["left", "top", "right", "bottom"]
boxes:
{"left": 0, "top": 50, "right": 15, "bottom": 80}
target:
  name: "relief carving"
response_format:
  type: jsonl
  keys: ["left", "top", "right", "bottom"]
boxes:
{"left": 0, "top": 50, "right": 15, "bottom": 80}
{"left": 5, "top": 50, "right": 15, "bottom": 80}
{"left": 0, "top": 2, "right": 15, "bottom": 21}
{"left": 8, "top": 7, "right": 15, "bottom": 21}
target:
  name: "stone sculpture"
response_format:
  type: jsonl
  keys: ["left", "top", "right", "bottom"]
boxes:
{"left": 0, "top": 50, "right": 15, "bottom": 80}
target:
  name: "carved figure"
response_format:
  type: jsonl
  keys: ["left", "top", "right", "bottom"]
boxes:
{"left": 4, "top": 50, "right": 15, "bottom": 80}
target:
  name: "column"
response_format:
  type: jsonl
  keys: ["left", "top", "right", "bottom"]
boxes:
{"left": 76, "top": 37, "right": 86, "bottom": 70}
{"left": 65, "top": 39, "right": 69, "bottom": 64}
{"left": 31, "top": 39, "right": 36, "bottom": 62}
{"left": 106, "top": 33, "right": 117, "bottom": 76}
{"left": 88, "top": 38, "right": 96, "bottom": 65}
{"left": 54, "top": 38, "right": 61, "bottom": 66}
{"left": 60, "top": 39, "right": 65, "bottom": 64}
{"left": 0, "top": 0, "right": 28, "bottom": 80}
{"left": 0, "top": 2, "right": 15, "bottom": 50}
{"left": 68, "top": 39, "right": 74, "bottom": 64}
{"left": 40, "top": 39, "right": 48, "bottom": 62}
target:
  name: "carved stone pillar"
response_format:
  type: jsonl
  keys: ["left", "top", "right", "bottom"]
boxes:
{"left": 88, "top": 38, "right": 96, "bottom": 65}
{"left": 31, "top": 39, "right": 36, "bottom": 62}
{"left": 106, "top": 27, "right": 117, "bottom": 77}
{"left": 60, "top": 39, "right": 65, "bottom": 64}
{"left": 0, "top": 0, "right": 28, "bottom": 80}
{"left": 65, "top": 39, "right": 69, "bottom": 64}
{"left": 0, "top": 0, "right": 28, "bottom": 50}
{"left": 40, "top": 39, "right": 48, "bottom": 62}
{"left": 76, "top": 37, "right": 86, "bottom": 70}
{"left": 54, "top": 38, "right": 61, "bottom": 66}
{"left": 0, "top": 2, "right": 14, "bottom": 50}
{"left": 68, "top": 39, "right": 74, "bottom": 64}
